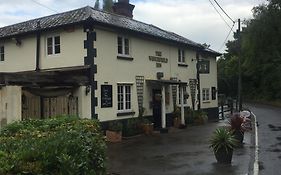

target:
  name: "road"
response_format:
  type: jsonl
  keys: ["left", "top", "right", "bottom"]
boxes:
{"left": 246, "top": 103, "right": 281, "bottom": 175}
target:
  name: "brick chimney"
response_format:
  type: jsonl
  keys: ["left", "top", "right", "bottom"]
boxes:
{"left": 112, "top": 0, "right": 135, "bottom": 18}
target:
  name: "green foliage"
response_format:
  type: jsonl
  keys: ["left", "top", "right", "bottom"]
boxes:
{"left": 94, "top": 0, "right": 100, "bottom": 9}
{"left": 108, "top": 120, "right": 123, "bottom": 132}
{"left": 218, "top": 0, "right": 281, "bottom": 101}
{"left": 0, "top": 117, "right": 106, "bottom": 175}
{"left": 209, "top": 128, "right": 238, "bottom": 154}
{"left": 122, "top": 118, "right": 142, "bottom": 137}
{"left": 103, "top": 0, "right": 114, "bottom": 12}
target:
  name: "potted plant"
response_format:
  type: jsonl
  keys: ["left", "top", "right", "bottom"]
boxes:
{"left": 141, "top": 118, "right": 154, "bottom": 135}
{"left": 229, "top": 113, "right": 245, "bottom": 144}
{"left": 209, "top": 127, "right": 238, "bottom": 164}
{"left": 106, "top": 120, "right": 123, "bottom": 142}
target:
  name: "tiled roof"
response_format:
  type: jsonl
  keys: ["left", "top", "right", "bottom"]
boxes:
{"left": 0, "top": 6, "right": 220, "bottom": 55}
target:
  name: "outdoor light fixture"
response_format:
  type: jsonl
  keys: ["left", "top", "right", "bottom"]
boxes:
{"left": 12, "top": 38, "right": 22, "bottom": 46}
{"left": 85, "top": 85, "right": 91, "bottom": 95}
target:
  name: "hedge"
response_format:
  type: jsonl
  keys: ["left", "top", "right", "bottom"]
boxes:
{"left": 0, "top": 117, "right": 106, "bottom": 175}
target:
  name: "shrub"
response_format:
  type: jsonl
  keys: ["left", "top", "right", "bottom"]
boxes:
{"left": 122, "top": 118, "right": 142, "bottom": 137}
{"left": 0, "top": 117, "right": 106, "bottom": 175}
{"left": 108, "top": 120, "right": 123, "bottom": 132}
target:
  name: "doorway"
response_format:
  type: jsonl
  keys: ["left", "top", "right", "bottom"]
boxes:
{"left": 152, "top": 89, "right": 162, "bottom": 129}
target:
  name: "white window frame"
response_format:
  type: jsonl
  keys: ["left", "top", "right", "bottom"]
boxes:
{"left": 178, "top": 86, "right": 188, "bottom": 106}
{"left": 46, "top": 35, "right": 61, "bottom": 56}
{"left": 117, "top": 84, "right": 132, "bottom": 112}
{"left": 0, "top": 46, "right": 4, "bottom": 62}
{"left": 202, "top": 88, "right": 210, "bottom": 101}
{"left": 117, "top": 36, "right": 130, "bottom": 56}
{"left": 178, "top": 49, "right": 185, "bottom": 64}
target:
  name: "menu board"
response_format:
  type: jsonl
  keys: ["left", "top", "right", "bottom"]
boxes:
{"left": 101, "top": 85, "right": 112, "bottom": 108}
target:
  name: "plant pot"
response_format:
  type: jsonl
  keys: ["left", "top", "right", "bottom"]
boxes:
{"left": 214, "top": 148, "right": 233, "bottom": 164}
{"left": 142, "top": 123, "right": 154, "bottom": 135}
{"left": 106, "top": 130, "right": 122, "bottom": 143}
{"left": 233, "top": 130, "right": 244, "bottom": 144}
{"left": 173, "top": 117, "right": 181, "bottom": 128}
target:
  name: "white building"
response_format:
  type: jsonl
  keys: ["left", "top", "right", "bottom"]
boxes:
{"left": 0, "top": 0, "right": 220, "bottom": 130}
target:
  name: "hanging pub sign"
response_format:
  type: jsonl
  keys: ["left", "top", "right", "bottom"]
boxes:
{"left": 198, "top": 60, "right": 210, "bottom": 74}
{"left": 101, "top": 85, "right": 112, "bottom": 108}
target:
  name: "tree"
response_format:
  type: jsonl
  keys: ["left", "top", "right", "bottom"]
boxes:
{"left": 103, "top": 0, "right": 114, "bottom": 12}
{"left": 218, "top": 0, "right": 281, "bottom": 102}
{"left": 94, "top": 0, "right": 100, "bottom": 9}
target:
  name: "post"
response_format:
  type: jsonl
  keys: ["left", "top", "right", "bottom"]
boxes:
{"left": 180, "top": 86, "right": 185, "bottom": 125}
{"left": 196, "top": 52, "right": 201, "bottom": 110}
{"left": 237, "top": 18, "right": 242, "bottom": 111}
{"left": 161, "top": 86, "right": 166, "bottom": 129}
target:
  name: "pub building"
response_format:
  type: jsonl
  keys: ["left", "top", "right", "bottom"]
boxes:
{"left": 0, "top": 0, "right": 220, "bottom": 131}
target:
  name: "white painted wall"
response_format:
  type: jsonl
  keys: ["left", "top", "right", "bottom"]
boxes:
{"left": 74, "top": 86, "right": 91, "bottom": 119}
{"left": 0, "top": 86, "right": 22, "bottom": 129}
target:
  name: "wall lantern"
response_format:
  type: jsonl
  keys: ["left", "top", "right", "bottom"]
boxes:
{"left": 85, "top": 85, "right": 91, "bottom": 96}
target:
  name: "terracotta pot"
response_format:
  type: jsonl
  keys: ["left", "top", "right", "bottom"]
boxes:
{"left": 214, "top": 148, "right": 233, "bottom": 164}
{"left": 106, "top": 130, "right": 122, "bottom": 143}
{"left": 173, "top": 117, "right": 181, "bottom": 128}
{"left": 142, "top": 123, "right": 154, "bottom": 135}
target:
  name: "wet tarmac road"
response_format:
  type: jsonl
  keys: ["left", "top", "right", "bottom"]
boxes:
{"left": 107, "top": 121, "right": 254, "bottom": 175}
{"left": 246, "top": 104, "right": 281, "bottom": 175}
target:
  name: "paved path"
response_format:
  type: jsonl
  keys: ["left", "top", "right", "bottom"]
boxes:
{"left": 246, "top": 103, "right": 281, "bottom": 175}
{"left": 107, "top": 120, "right": 254, "bottom": 175}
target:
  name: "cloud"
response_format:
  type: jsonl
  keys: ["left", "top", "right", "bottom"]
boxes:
{"left": 0, "top": 0, "right": 266, "bottom": 52}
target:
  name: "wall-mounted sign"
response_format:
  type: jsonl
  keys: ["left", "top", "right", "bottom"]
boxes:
{"left": 198, "top": 60, "right": 210, "bottom": 74}
{"left": 149, "top": 56, "right": 168, "bottom": 63}
{"left": 101, "top": 85, "right": 112, "bottom": 108}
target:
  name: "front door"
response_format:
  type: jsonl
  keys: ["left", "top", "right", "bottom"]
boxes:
{"left": 153, "top": 89, "right": 162, "bottom": 129}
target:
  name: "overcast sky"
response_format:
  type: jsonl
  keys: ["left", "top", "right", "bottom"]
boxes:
{"left": 0, "top": 0, "right": 266, "bottom": 52}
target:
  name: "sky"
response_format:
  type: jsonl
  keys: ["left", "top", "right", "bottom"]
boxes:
{"left": 0, "top": 0, "right": 266, "bottom": 52}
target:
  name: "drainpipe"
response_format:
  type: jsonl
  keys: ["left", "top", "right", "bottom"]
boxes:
{"left": 180, "top": 85, "right": 185, "bottom": 125}
{"left": 36, "top": 21, "right": 41, "bottom": 71}
{"left": 161, "top": 85, "right": 166, "bottom": 129}
{"left": 196, "top": 52, "right": 201, "bottom": 110}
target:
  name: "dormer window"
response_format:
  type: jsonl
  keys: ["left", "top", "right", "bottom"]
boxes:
{"left": 118, "top": 36, "right": 130, "bottom": 56}
{"left": 47, "top": 36, "right": 60, "bottom": 55}
{"left": 0, "top": 46, "right": 4, "bottom": 61}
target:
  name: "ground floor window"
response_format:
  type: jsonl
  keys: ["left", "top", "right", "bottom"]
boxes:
{"left": 117, "top": 84, "right": 131, "bottom": 112}
{"left": 202, "top": 88, "right": 210, "bottom": 101}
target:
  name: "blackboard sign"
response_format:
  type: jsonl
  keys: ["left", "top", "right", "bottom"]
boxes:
{"left": 198, "top": 60, "right": 210, "bottom": 74}
{"left": 101, "top": 85, "right": 112, "bottom": 108}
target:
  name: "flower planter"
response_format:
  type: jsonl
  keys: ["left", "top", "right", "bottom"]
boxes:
{"left": 106, "top": 130, "right": 122, "bottom": 143}
{"left": 214, "top": 148, "right": 233, "bottom": 164}
{"left": 173, "top": 117, "right": 181, "bottom": 128}
{"left": 233, "top": 130, "right": 244, "bottom": 144}
{"left": 142, "top": 123, "right": 154, "bottom": 135}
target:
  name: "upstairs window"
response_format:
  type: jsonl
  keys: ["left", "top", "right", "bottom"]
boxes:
{"left": 178, "top": 49, "right": 185, "bottom": 63}
{"left": 202, "top": 88, "right": 210, "bottom": 101}
{"left": 47, "top": 36, "right": 60, "bottom": 55}
{"left": 118, "top": 36, "right": 130, "bottom": 56}
{"left": 0, "top": 46, "right": 4, "bottom": 61}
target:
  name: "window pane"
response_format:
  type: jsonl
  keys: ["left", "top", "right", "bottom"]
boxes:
{"left": 47, "top": 37, "right": 52, "bottom": 47}
{"left": 124, "top": 38, "right": 129, "bottom": 55}
{"left": 54, "top": 36, "right": 60, "bottom": 45}
{"left": 182, "top": 50, "right": 185, "bottom": 62}
{"left": 178, "top": 49, "right": 181, "bottom": 62}
{"left": 55, "top": 45, "right": 60, "bottom": 54}
{"left": 118, "top": 37, "right": 123, "bottom": 54}
{"left": 0, "top": 54, "right": 4, "bottom": 61}
{"left": 0, "top": 46, "right": 3, "bottom": 53}
{"left": 47, "top": 46, "right": 53, "bottom": 55}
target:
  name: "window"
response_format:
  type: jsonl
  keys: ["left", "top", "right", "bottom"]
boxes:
{"left": 178, "top": 49, "right": 185, "bottom": 63}
{"left": 202, "top": 88, "right": 210, "bottom": 101}
{"left": 0, "top": 46, "right": 4, "bottom": 61}
{"left": 47, "top": 36, "right": 60, "bottom": 55}
{"left": 117, "top": 36, "right": 130, "bottom": 55}
{"left": 117, "top": 84, "right": 132, "bottom": 112}
{"left": 178, "top": 86, "right": 188, "bottom": 105}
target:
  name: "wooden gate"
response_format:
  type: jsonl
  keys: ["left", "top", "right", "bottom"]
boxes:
{"left": 22, "top": 91, "right": 78, "bottom": 120}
